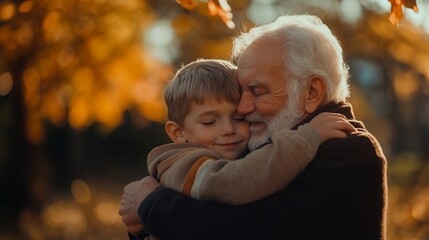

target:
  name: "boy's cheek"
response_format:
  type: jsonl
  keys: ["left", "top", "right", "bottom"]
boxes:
{"left": 240, "top": 124, "right": 251, "bottom": 140}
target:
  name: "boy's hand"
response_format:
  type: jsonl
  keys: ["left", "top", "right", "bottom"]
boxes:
{"left": 309, "top": 112, "right": 356, "bottom": 141}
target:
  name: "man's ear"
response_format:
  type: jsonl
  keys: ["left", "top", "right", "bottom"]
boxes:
{"left": 304, "top": 76, "right": 326, "bottom": 114}
{"left": 165, "top": 121, "right": 187, "bottom": 143}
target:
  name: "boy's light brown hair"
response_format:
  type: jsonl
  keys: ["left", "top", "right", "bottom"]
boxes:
{"left": 164, "top": 59, "right": 240, "bottom": 127}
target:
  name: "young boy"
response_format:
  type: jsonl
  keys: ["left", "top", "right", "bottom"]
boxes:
{"left": 147, "top": 59, "right": 355, "bottom": 205}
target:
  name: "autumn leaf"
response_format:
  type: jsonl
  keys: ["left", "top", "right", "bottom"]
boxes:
{"left": 207, "top": 0, "right": 235, "bottom": 29}
{"left": 176, "top": 0, "right": 196, "bottom": 10}
{"left": 176, "top": 0, "right": 235, "bottom": 29}
{"left": 389, "top": 0, "right": 419, "bottom": 26}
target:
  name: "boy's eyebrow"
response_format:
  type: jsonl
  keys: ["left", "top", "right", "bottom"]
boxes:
{"left": 197, "top": 110, "right": 219, "bottom": 118}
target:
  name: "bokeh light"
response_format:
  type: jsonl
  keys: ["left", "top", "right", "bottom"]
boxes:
{"left": 95, "top": 201, "right": 119, "bottom": 225}
{"left": 19, "top": 1, "right": 34, "bottom": 13}
{"left": 0, "top": 2, "right": 15, "bottom": 21}
{"left": 338, "top": 0, "right": 363, "bottom": 25}
{"left": 71, "top": 179, "right": 91, "bottom": 204}
{"left": 144, "top": 20, "right": 179, "bottom": 63}
{"left": 0, "top": 72, "right": 13, "bottom": 96}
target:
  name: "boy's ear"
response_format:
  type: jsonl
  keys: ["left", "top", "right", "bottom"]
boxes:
{"left": 304, "top": 76, "right": 326, "bottom": 114}
{"left": 165, "top": 121, "right": 187, "bottom": 143}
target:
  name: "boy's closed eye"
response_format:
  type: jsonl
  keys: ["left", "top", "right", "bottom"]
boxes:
{"left": 201, "top": 119, "right": 216, "bottom": 125}
{"left": 198, "top": 112, "right": 217, "bottom": 125}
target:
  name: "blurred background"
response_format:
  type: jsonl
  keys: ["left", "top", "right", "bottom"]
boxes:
{"left": 1, "top": 0, "right": 429, "bottom": 239}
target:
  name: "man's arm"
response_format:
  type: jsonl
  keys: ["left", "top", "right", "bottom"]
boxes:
{"left": 119, "top": 175, "right": 289, "bottom": 239}
{"left": 141, "top": 186, "right": 288, "bottom": 240}
{"left": 136, "top": 131, "right": 387, "bottom": 240}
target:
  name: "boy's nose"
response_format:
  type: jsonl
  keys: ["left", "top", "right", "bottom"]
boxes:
{"left": 222, "top": 121, "right": 236, "bottom": 136}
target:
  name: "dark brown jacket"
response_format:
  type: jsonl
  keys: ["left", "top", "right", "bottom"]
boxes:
{"left": 138, "top": 102, "right": 387, "bottom": 240}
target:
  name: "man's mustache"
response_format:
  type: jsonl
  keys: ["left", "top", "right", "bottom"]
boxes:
{"left": 245, "top": 112, "right": 265, "bottom": 123}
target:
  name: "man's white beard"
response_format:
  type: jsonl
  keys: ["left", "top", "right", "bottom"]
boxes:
{"left": 247, "top": 101, "right": 304, "bottom": 151}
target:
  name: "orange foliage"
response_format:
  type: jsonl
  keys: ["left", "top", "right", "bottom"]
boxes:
{"left": 388, "top": 0, "right": 419, "bottom": 26}
{"left": 175, "top": 0, "right": 196, "bottom": 10}
{"left": 0, "top": 0, "right": 173, "bottom": 141}
{"left": 176, "top": 0, "right": 234, "bottom": 29}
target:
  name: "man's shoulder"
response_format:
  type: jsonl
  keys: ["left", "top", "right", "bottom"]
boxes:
{"left": 315, "top": 127, "right": 386, "bottom": 167}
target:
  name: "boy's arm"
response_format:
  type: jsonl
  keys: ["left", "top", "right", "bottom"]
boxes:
{"left": 190, "top": 123, "right": 322, "bottom": 204}
{"left": 146, "top": 125, "right": 321, "bottom": 205}
{"left": 147, "top": 143, "right": 224, "bottom": 195}
{"left": 191, "top": 112, "right": 355, "bottom": 204}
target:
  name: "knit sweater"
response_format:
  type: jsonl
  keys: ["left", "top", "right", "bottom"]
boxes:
{"left": 147, "top": 123, "right": 322, "bottom": 205}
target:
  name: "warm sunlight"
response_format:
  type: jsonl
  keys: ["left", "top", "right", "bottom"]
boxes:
{"left": 1, "top": 0, "right": 429, "bottom": 239}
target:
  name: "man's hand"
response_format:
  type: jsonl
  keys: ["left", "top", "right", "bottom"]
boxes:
{"left": 119, "top": 176, "right": 161, "bottom": 235}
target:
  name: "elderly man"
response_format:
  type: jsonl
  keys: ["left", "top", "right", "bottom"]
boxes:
{"left": 120, "top": 15, "right": 387, "bottom": 240}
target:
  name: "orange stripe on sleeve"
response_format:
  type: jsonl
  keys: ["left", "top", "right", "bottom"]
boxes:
{"left": 182, "top": 156, "right": 213, "bottom": 196}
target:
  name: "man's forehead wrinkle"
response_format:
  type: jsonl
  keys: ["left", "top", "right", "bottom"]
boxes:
{"left": 239, "top": 42, "right": 283, "bottom": 71}
{"left": 237, "top": 38, "right": 265, "bottom": 68}
{"left": 238, "top": 53, "right": 271, "bottom": 74}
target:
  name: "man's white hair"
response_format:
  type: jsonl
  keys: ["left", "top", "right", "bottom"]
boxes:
{"left": 231, "top": 14, "right": 350, "bottom": 104}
